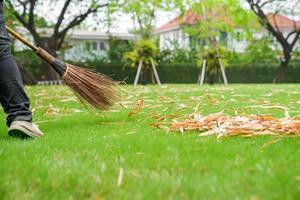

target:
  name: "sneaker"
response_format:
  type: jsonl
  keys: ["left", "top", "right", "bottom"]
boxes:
{"left": 8, "top": 121, "right": 43, "bottom": 139}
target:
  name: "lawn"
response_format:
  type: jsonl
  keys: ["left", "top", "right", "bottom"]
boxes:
{"left": 0, "top": 84, "right": 299, "bottom": 200}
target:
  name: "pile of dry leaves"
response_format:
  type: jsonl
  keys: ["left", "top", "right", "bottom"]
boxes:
{"left": 152, "top": 112, "right": 300, "bottom": 138}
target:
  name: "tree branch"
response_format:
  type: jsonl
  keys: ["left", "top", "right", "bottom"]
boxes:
{"left": 58, "top": 3, "right": 108, "bottom": 39}
{"left": 54, "top": 0, "right": 73, "bottom": 34}
{"left": 28, "top": 0, "right": 36, "bottom": 28}
{"left": 290, "top": 32, "right": 300, "bottom": 50}
{"left": 271, "top": 12, "right": 282, "bottom": 34}
{"left": 16, "top": 0, "right": 27, "bottom": 17}
{"left": 259, "top": 0, "right": 275, "bottom": 8}
{"left": 247, "top": 0, "right": 286, "bottom": 46}
{"left": 8, "top": 0, "right": 40, "bottom": 44}
{"left": 6, "top": 1, "right": 28, "bottom": 27}
{"left": 286, "top": 30, "right": 298, "bottom": 41}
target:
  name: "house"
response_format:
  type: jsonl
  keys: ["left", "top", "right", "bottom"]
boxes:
{"left": 155, "top": 11, "right": 300, "bottom": 52}
{"left": 13, "top": 28, "right": 137, "bottom": 62}
{"left": 62, "top": 30, "right": 137, "bottom": 61}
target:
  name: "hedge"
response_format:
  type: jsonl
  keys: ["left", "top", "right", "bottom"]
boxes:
{"left": 74, "top": 61, "right": 300, "bottom": 84}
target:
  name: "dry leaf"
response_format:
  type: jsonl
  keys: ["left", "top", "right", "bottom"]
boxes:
{"left": 128, "top": 99, "right": 144, "bottom": 117}
{"left": 45, "top": 104, "right": 60, "bottom": 116}
{"left": 117, "top": 168, "right": 124, "bottom": 187}
{"left": 262, "top": 138, "right": 282, "bottom": 148}
{"left": 154, "top": 112, "right": 300, "bottom": 138}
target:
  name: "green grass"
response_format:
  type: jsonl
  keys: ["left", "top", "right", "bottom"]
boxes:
{"left": 0, "top": 84, "right": 299, "bottom": 200}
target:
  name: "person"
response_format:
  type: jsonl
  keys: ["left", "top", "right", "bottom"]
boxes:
{"left": 0, "top": 0, "right": 43, "bottom": 138}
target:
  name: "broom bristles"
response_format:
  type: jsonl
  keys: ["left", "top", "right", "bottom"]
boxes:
{"left": 62, "top": 64, "right": 117, "bottom": 110}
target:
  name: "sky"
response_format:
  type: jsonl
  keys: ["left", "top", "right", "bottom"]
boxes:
{"left": 21, "top": 0, "right": 300, "bottom": 34}
{"left": 85, "top": 10, "right": 179, "bottom": 33}
{"left": 86, "top": 1, "right": 300, "bottom": 33}
{"left": 34, "top": 1, "right": 179, "bottom": 33}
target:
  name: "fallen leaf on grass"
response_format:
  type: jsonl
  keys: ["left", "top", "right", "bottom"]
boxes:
{"left": 60, "top": 97, "right": 77, "bottom": 103}
{"left": 126, "top": 131, "right": 136, "bottom": 135}
{"left": 261, "top": 138, "right": 282, "bottom": 148}
{"left": 262, "top": 93, "right": 273, "bottom": 97}
{"left": 154, "top": 112, "right": 300, "bottom": 138}
{"left": 98, "top": 121, "right": 129, "bottom": 125}
{"left": 249, "top": 105, "right": 290, "bottom": 118}
{"left": 128, "top": 99, "right": 144, "bottom": 117}
{"left": 117, "top": 168, "right": 124, "bottom": 187}
{"left": 250, "top": 196, "right": 260, "bottom": 200}
{"left": 155, "top": 114, "right": 180, "bottom": 121}
{"left": 248, "top": 105, "right": 288, "bottom": 111}
{"left": 45, "top": 104, "right": 60, "bottom": 116}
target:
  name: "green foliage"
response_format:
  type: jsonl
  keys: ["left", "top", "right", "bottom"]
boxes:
{"left": 183, "top": 0, "right": 252, "bottom": 42}
{"left": 157, "top": 41, "right": 198, "bottom": 63}
{"left": 135, "top": 39, "right": 158, "bottom": 58}
{"left": 199, "top": 50, "right": 219, "bottom": 81}
{"left": 121, "top": 0, "right": 167, "bottom": 39}
{"left": 157, "top": 49, "right": 197, "bottom": 64}
{"left": 6, "top": 2, "right": 49, "bottom": 28}
{"left": 13, "top": 50, "right": 43, "bottom": 79}
{"left": 196, "top": 46, "right": 229, "bottom": 84}
{"left": 123, "top": 39, "right": 158, "bottom": 67}
{"left": 108, "top": 37, "right": 133, "bottom": 63}
{"left": 175, "top": 0, "right": 254, "bottom": 69}
{"left": 123, "top": 51, "right": 139, "bottom": 67}
{"left": 3, "top": 7, "right": 17, "bottom": 26}
{"left": 78, "top": 61, "right": 300, "bottom": 84}
{"left": 244, "top": 37, "right": 278, "bottom": 63}
{"left": 228, "top": 37, "right": 278, "bottom": 64}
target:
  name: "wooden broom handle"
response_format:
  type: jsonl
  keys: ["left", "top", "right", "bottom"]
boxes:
{"left": 6, "top": 25, "right": 56, "bottom": 64}
{"left": 6, "top": 25, "right": 39, "bottom": 52}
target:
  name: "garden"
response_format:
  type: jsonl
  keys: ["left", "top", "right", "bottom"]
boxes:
{"left": 1, "top": 0, "right": 300, "bottom": 199}
{"left": 0, "top": 84, "right": 299, "bottom": 199}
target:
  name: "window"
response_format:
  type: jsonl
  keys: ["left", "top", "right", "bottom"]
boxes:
{"left": 99, "top": 42, "right": 106, "bottom": 51}
{"left": 91, "top": 41, "right": 106, "bottom": 51}
{"left": 92, "top": 42, "right": 98, "bottom": 51}
{"left": 220, "top": 32, "right": 228, "bottom": 46}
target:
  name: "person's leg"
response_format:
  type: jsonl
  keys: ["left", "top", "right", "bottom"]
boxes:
{"left": 0, "top": 3, "right": 32, "bottom": 127}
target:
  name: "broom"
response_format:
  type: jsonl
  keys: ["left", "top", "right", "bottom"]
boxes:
{"left": 6, "top": 25, "right": 117, "bottom": 110}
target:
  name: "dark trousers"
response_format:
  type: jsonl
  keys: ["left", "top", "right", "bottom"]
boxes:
{"left": 0, "top": 2, "right": 32, "bottom": 127}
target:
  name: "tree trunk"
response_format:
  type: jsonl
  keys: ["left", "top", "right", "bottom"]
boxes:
{"left": 140, "top": 68, "right": 147, "bottom": 85}
{"left": 150, "top": 68, "right": 155, "bottom": 84}
{"left": 40, "top": 61, "right": 60, "bottom": 80}
{"left": 17, "top": 62, "right": 37, "bottom": 85}
{"left": 274, "top": 60, "right": 289, "bottom": 83}
{"left": 274, "top": 51, "right": 291, "bottom": 83}
{"left": 208, "top": 72, "right": 215, "bottom": 85}
{"left": 35, "top": 38, "right": 60, "bottom": 80}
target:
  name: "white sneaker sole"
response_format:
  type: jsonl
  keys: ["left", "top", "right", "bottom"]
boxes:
{"left": 8, "top": 123, "right": 43, "bottom": 139}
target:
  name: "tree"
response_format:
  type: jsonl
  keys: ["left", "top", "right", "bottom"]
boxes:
{"left": 123, "top": 39, "right": 161, "bottom": 85}
{"left": 177, "top": 0, "right": 251, "bottom": 84}
{"left": 121, "top": 0, "right": 166, "bottom": 39}
{"left": 121, "top": 0, "right": 168, "bottom": 85}
{"left": 7, "top": 0, "right": 111, "bottom": 80}
{"left": 246, "top": 0, "right": 300, "bottom": 83}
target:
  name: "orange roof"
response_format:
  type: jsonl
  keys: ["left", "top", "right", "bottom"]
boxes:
{"left": 155, "top": 11, "right": 198, "bottom": 32}
{"left": 156, "top": 10, "right": 232, "bottom": 32}
{"left": 156, "top": 11, "right": 300, "bottom": 33}
{"left": 266, "top": 14, "right": 300, "bottom": 30}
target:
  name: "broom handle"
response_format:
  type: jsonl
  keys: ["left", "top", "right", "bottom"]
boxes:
{"left": 6, "top": 25, "right": 56, "bottom": 64}
{"left": 5, "top": 25, "right": 39, "bottom": 52}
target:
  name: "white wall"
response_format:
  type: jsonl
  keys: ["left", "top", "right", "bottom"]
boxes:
{"left": 159, "top": 29, "right": 190, "bottom": 50}
{"left": 157, "top": 28, "right": 299, "bottom": 53}
{"left": 61, "top": 39, "right": 109, "bottom": 62}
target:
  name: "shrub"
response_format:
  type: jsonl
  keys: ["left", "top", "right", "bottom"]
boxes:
{"left": 87, "top": 62, "right": 300, "bottom": 84}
